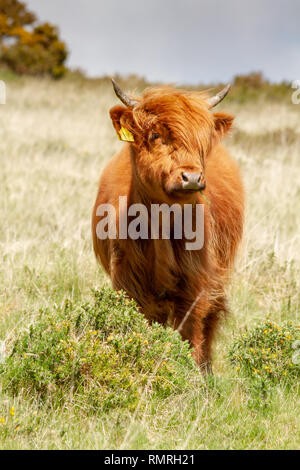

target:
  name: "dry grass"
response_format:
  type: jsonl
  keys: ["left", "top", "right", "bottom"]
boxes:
{"left": 0, "top": 75, "right": 299, "bottom": 449}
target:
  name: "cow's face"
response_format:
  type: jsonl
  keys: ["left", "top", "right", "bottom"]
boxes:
{"left": 110, "top": 86, "right": 233, "bottom": 204}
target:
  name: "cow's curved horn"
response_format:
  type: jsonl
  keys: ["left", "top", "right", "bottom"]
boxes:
{"left": 206, "top": 84, "right": 231, "bottom": 108}
{"left": 111, "top": 78, "right": 139, "bottom": 107}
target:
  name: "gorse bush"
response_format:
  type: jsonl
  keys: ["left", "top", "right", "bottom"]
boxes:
{"left": 0, "top": 1, "right": 67, "bottom": 78}
{"left": 229, "top": 320, "right": 300, "bottom": 387}
{"left": 0, "top": 289, "right": 199, "bottom": 415}
{"left": 233, "top": 71, "right": 267, "bottom": 89}
{"left": 224, "top": 71, "right": 291, "bottom": 104}
{"left": 0, "top": 0, "right": 36, "bottom": 30}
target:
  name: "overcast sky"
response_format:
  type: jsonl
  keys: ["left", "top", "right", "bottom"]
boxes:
{"left": 26, "top": 0, "right": 300, "bottom": 85}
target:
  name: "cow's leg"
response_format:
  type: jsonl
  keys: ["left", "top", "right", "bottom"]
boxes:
{"left": 172, "top": 299, "right": 213, "bottom": 373}
{"left": 183, "top": 305, "right": 225, "bottom": 373}
{"left": 201, "top": 299, "right": 226, "bottom": 370}
{"left": 182, "top": 319, "right": 211, "bottom": 372}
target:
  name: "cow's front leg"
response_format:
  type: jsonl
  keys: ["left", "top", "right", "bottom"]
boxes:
{"left": 182, "top": 318, "right": 211, "bottom": 372}
{"left": 180, "top": 296, "right": 225, "bottom": 372}
{"left": 173, "top": 300, "right": 213, "bottom": 373}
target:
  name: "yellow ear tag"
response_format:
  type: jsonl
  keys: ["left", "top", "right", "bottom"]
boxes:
{"left": 118, "top": 126, "right": 134, "bottom": 142}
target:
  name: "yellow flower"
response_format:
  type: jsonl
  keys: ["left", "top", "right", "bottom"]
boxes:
{"left": 23, "top": 353, "right": 27, "bottom": 358}
{"left": 91, "top": 330, "right": 98, "bottom": 335}
{"left": 0, "top": 417, "right": 5, "bottom": 424}
{"left": 162, "top": 361, "right": 166, "bottom": 365}
{"left": 283, "top": 371, "right": 287, "bottom": 375}
{"left": 273, "top": 354, "right": 277, "bottom": 358}
{"left": 144, "top": 340, "right": 148, "bottom": 345}
{"left": 128, "top": 338, "right": 133, "bottom": 343}
{"left": 264, "top": 330, "right": 268, "bottom": 334}
{"left": 10, "top": 407, "right": 15, "bottom": 416}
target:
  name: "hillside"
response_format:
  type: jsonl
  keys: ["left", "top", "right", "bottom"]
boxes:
{"left": 0, "top": 72, "right": 299, "bottom": 449}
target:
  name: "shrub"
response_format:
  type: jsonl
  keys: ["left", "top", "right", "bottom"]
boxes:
{"left": 0, "top": 1, "right": 68, "bottom": 78}
{"left": 233, "top": 71, "right": 268, "bottom": 89}
{"left": 0, "top": 289, "right": 198, "bottom": 415}
{"left": 223, "top": 71, "right": 292, "bottom": 104}
{"left": 229, "top": 320, "right": 300, "bottom": 388}
{"left": 0, "top": 0, "right": 36, "bottom": 29}
{"left": 1, "top": 23, "right": 67, "bottom": 78}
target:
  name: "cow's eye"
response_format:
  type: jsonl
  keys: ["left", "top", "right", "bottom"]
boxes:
{"left": 150, "top": 132, "right": 160, "bottom": 142}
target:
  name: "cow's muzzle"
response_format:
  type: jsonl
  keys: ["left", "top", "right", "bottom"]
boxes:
{"left": 181, "top": 171, "right": 206, "bottom": 191}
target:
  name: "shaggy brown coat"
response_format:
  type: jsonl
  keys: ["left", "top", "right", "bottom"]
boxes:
{"left": 92, "top": 86, "right": 244, "bottom": 370}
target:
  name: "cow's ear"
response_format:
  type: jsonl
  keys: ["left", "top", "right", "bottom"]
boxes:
{"left": 110, "top": 105, "right": 136, "bottom": 142}
{"left": 213, "top": 112, "right": 234, "bottom": 137}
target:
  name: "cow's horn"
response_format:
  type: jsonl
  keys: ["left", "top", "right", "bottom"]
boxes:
{"left": 206, "top": 84, "right": 231, "bottom": 108}
{"left": 111, "top": 78, "right": 139, "bottom": 107}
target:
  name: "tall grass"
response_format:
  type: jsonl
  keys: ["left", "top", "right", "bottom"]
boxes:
{"left": 0, "top": 73, "right": 299, "bottom": 449}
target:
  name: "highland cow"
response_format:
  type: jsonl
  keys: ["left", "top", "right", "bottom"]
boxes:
{"left": 92, "top": 80, "right": 244, "bottom": 371}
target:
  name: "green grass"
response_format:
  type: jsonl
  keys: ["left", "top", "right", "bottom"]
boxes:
{"left": 0, "top": 76, "right": 299, "bottom": 449}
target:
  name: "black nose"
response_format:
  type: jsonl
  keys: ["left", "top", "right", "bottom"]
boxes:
{"left": 181, "top": 172, "right": 204, "bottom": 190}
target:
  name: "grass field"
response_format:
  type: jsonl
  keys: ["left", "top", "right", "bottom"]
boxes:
{"left": 0, "top": 73, "right": 299, "bottom": 449}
